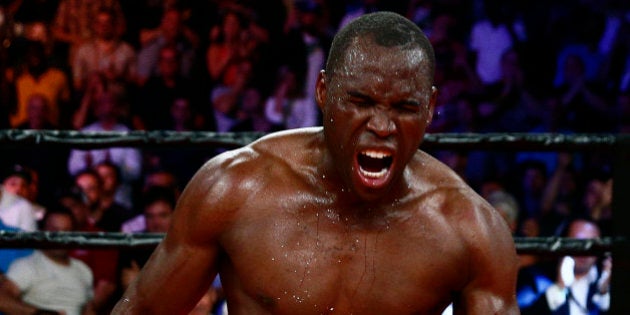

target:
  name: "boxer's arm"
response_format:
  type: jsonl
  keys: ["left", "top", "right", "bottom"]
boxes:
{"left": 112, "top": 157, "right": 242, "bottom": 314}
{"left": 454, "top": 199, "right": 520, "bottom": 315}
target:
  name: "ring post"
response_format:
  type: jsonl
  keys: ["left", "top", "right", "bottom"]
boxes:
{"left": 611, "top": 134, "right": 630, "bottom": 313}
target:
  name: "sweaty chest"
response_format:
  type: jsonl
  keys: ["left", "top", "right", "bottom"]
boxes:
{"left": 219, "top": 201, "right": 466, "bottom": 314}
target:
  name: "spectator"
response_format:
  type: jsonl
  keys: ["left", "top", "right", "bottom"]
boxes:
{"left": 581, "top": 173, "right": 613, "bottom": 237}
{"left": 2, "top": 164, "right": 45, "bottom": 221}
{"left": 167, "top": 96, "right": 198, "bottom": 132}
{"left": 1, "top": 206, "right": 95, "bottom": 315}
{"left": 551, "top": 3, "right": 607, "bottom": 89}
{"left": 0, "top": 170, "right": 38, "bottom": 232}
{"left": 209, "top": 59, "right": 257, "bottom": 132}
{"left": 142, "top": 96, "right": 210, "bottom": 185}
{"left": 264, "top": 65, "right": 318, "bottom": 130}
{"left": 481, "top": 48, "right": 544, "bottom": 132}
{"left": 595, "top": 0, "right": 630, "bottom": 94}
{"left": 539, "top": 153, "right": 582, "bottom": 237}
{"left": 71, "top": 71, "right": 108, "bottom": 130}
{"left": 1, "top": 165, "right": 32, "bottom": 200}
{"left": 23, "top": 166, "right": 42, "bottom": 211}
{"left": 118, "top": 0, "right": 182, "bottom": 49}
{"left": 468, "top": 0, "right": 525, "bottom": 85}
{"left": 136, "top": 8, "right": 197, "bottom": 86}
{"left": 486, "top": 189, "right": 520, "bottom": 234}
{"left": 1, "top": 0, "right": 59, "bottom": 75}
{"left": 515, "top": 159, "right": 548, "bottom": 222}
{"left": 118, "top": 186, "right": 177, "bottom": 291}
{"left": 0, "top": 217, "right": 33, "bottom": 273}
{"left": 67, "top": 90, "right": 143, "bottom": 193}
{"left": 7, "top": 93, "right": 71, "bottom": 204}
{"left": 135, "top": 1, "right": 201, "bottom": 50}
{"left": 71, "top": 7, "right": 136, "bottom": 95}
{"left": 121, "top": 168, "right": 181, "bottom": 234}
{"left": 282, "top": 1, "right": 327, "bottom": 105}
{"left": 429, "top": 10, "right": 481, "bottom": 92}
{"left": 94, "top": 160, "right": 132, "bottom": 214}
{"left": 0, "top": 274, "right": 38, "bottom": 314}
{"left": 12, "top": 40, "right": 71, "bottom": 128}
{"left": 205, "top": 8, "right": 252, "bottom": 85}
{"left": 206, "top": 4, "right": 270, "bottom": 86}
{"left": 523, "top": 219, "right": 611, "bottom": 315}
{"left": 549, "top": 53, "right": 612, "bottom": 133}
{"left": 516, "top": 230, "right": 554, "bottom": 312}
{"left": 73, "top": 168, "right": 131, "bottom": 232}
{"left": 15, "top": 93, "right": 56, "bottom": 130}
{"left": 133, "top": 45, "right": 202, "bottom": 131}
{"left": 52, "top": 0, "right": 125, "bottom": 65}
{"left": 59, "top": 186, "right": 119, "bottom": 315}
{"left": 231, "top": 85, "right": 273, "bottom": 132}
{"left": 141, "top": 168, "right": 181, "bottom": 197}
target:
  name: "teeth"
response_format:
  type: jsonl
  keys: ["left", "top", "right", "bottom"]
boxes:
{"left": 358, "top": 150, "right": 392, "bottom": 179}
{"left": 362, "top": 150, "right": 391, "bottom": 159}
{"left": 360, "top": 167, "right": 388, "bottom": 178}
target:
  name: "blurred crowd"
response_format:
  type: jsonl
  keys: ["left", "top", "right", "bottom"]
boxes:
{"left": 0, "top": 0, "right": 628, "bottom": 313}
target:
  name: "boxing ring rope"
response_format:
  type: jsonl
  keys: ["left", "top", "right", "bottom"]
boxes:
{"left": 2, "top": 129, "right": 630, "bottom": 312}
{"left": 0, "top": 129, "right": 617, "bottom": 151}
{"left": 0, "top": 230, "right": 623, "bottom": 256}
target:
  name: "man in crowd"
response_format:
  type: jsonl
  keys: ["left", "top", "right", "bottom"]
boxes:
{"left": 0, "top": 207, "right": 95, "bottom": 315}
{"left": 523, "top": 218, "right": 611, "bottom": 315}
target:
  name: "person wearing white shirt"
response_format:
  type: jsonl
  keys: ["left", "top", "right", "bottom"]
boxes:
{"left": 0, "top": 207, "right": 95, "bottom": 315}
{"left": 67, "top": 91, "right": 142, "bottom": 204}
{"left": 264, "top": 66, "right": 319, "bottom": 130}
{"left": 522, "top": 219, "right": 611, "bottom": 315}
{"left": 0, "top": 188, "right": 37, "bottom": 232}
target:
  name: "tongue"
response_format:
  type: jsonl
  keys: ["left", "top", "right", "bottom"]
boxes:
{"left": 358, "top": 155, "right": 389, "bottom": 172}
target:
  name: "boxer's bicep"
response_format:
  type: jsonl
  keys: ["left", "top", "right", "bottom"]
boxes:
{"left": 113, "top": 162, "right": 231, "bottom": 314}
{"left": 455, "top": 202, "right": 520, "bottom": 315}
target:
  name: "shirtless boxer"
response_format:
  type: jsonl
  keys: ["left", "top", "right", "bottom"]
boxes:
{"left": 112, "top": 11, "right": 519, "bottom": 315}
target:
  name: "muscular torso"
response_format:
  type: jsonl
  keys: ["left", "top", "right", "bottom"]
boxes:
{"left": 211, "top": 131, "right": 484, "bottom": 314}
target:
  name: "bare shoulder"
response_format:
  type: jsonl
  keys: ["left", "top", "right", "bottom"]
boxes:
{"left": 167, "top": 145, "right": 260, "bottom": 245}
{"left": 249, "top": 127, "right": 323, "bottom": 157}
{"left": 410, "top": 150, "right": 514, "bottom": 248}
{"left": 171, "top": 128, "right": 323, "bottom": 240}
{"left": 188, "top": 128, "right": 321, "bottom": 191}
{"left": 410, "top": 151, "right": 518, "bottom": 312}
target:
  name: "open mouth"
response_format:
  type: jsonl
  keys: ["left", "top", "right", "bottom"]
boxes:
{"left": 357, "top": 150, "right": 393, "bottom": 178}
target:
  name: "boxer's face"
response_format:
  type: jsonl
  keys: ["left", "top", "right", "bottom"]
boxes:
{"left": 318, "top": 38, "right": 436, "bottom": 201}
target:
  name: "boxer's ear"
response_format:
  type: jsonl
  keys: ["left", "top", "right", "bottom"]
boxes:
{"left": 426, "top": 86, "right": 438, "bottom": 125}
{"left": 315, "top": 70, "right": 327, "bottom": 112}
